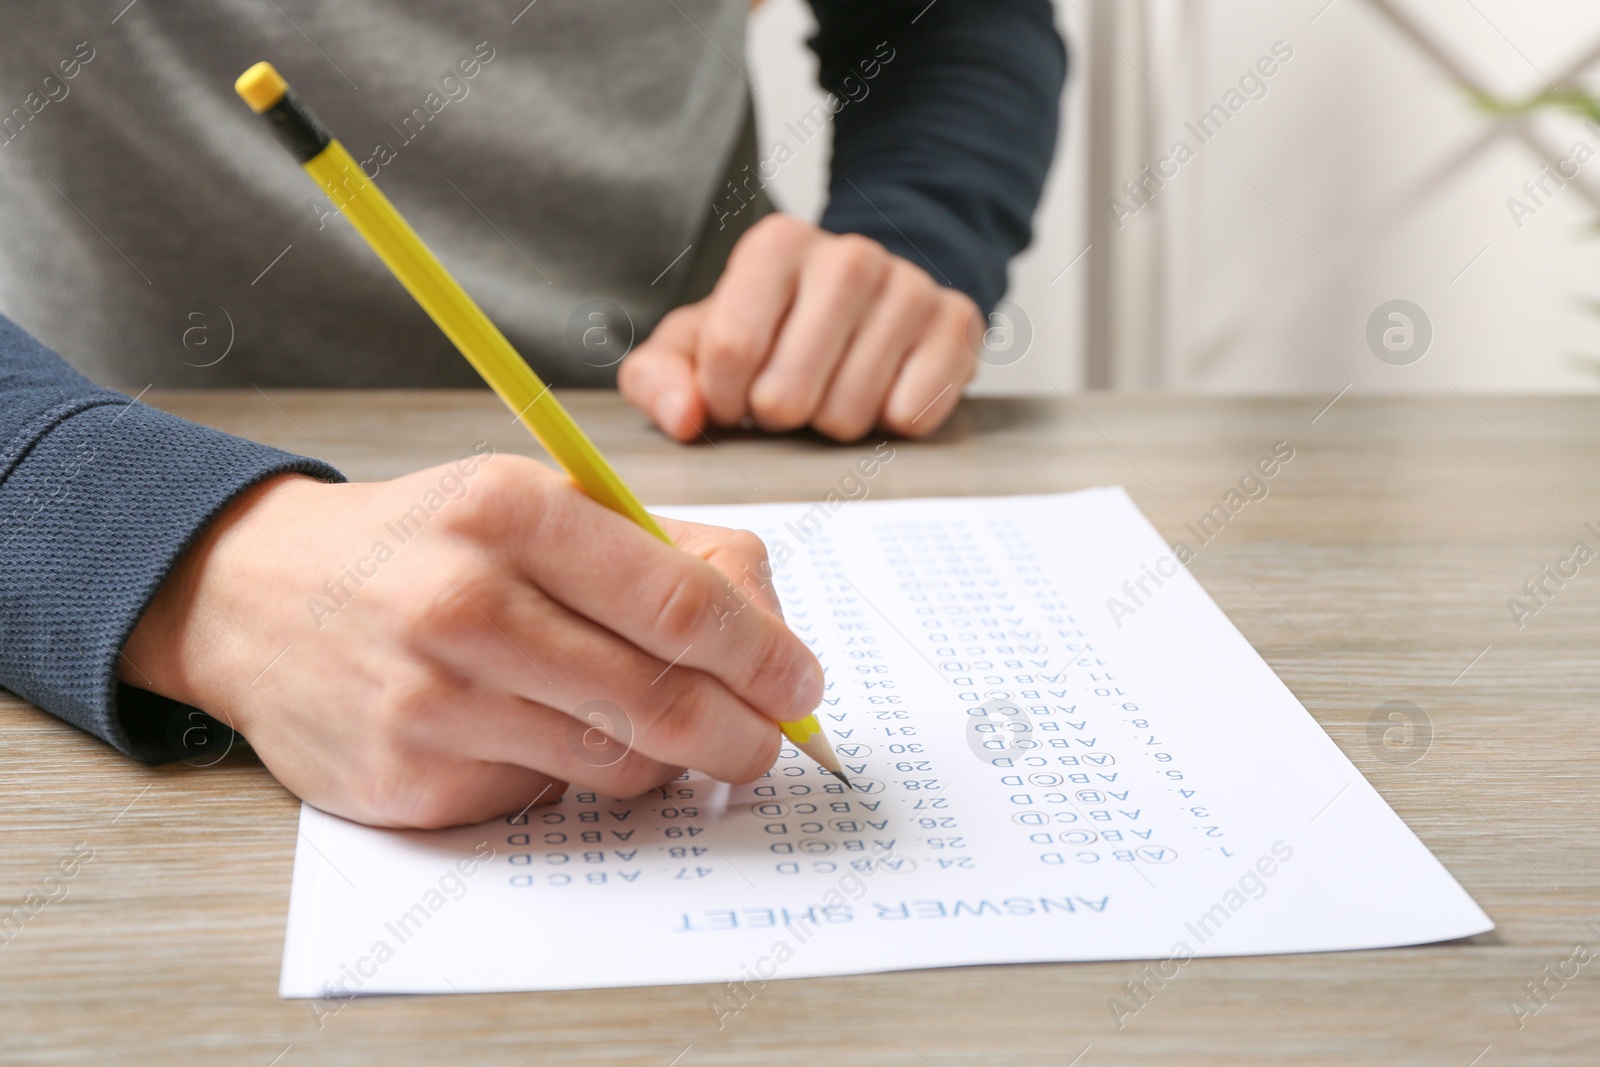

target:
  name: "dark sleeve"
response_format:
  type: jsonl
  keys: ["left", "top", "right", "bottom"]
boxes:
{"left": 0, "top": 315, "right": 343, "bottom": 762}
{"left": 805, "top": 0, "right": 1067, "bottom": 313}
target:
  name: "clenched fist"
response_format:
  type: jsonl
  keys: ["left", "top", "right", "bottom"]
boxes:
{"left": 620, "top": 214, "right": 982, "bottom": 443}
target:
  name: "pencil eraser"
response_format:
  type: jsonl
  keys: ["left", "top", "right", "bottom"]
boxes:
{"left": 235, "top": 62, "right": 288, "bottom": 113}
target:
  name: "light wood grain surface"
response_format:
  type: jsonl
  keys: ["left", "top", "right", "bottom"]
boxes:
{"left": 3, "top": 390, "right": 1597, "bottom": 1067}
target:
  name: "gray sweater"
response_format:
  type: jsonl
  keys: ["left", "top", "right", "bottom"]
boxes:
{"left": 0, "top": 0, "right": 1065, "bottom": 759}
{"left": 1, "top": 0, "right": 754, "bottom": 388}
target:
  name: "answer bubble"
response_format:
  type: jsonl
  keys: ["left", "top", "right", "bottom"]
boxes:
{"left": 566, "top": 699, "right": 634, "bottom": 767}
{"left": 1365, "top": 699, "right": 1432, "bottom": 764}
{"left": 565, "top": 299, "right": 634, "bottom": 368}
{"left": 965, "top": 696, "right": 1035, "bottom": 764}
{"left": 1365, "top": 299, "right": 1431, "bottom": 366}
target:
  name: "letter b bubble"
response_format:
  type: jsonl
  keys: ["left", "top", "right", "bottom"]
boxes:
{"left": 1365, "top": 299, "right": 1432, "bottom": 366}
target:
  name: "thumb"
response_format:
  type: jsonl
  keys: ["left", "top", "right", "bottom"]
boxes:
{"left": 618, "top": 305, "right": 707, "bottom": 442}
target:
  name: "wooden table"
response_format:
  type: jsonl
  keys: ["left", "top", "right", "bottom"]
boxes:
{"left": 3, "top": 391, "right": 1597, "bottom": 1066}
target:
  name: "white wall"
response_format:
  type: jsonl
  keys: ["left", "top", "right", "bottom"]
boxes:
{"left": 748, "top": 0, "right": 1600, "bottom": 395}
{"left": 1150, "top": 0, "right": 1600, "bottom": 394}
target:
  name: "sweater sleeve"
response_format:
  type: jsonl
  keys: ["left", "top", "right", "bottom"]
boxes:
{"left": 0, "top": 315, "right": 344, "bottom": 762}
{"left": 805, "top": 0, "right": 1067, "bottom": 313}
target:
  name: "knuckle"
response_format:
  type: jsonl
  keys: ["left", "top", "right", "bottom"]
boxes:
{"left": 726, "top": 528, "right": 770, "bottom": 571}
{"left": 504, "top": 451, "right": 559, "bottom": 497}
{"left": 370, "top": 669, "right": 449, "bottom": 739}
{"left": 441, "top": 494, "right": 490, "bottom": 537}
{"left": 434, "top": 453, "right": 531, "bottom": 536}
{"left": 746, "top": 212, "right": 809, "bottom": 251}
{"left": 890, "top": 254, "right": 934, "bottom": 287}
{"left": 649, "top": 566, "right": 714, "bottom": 646}
{"left": 727, "top": 728, "right": 782, "bottom": 784}
{"left": 828, "top": 235, "right": 887, "bottom": 288}
{"left": 744, "top": 626, "right": 816, "bottom": 707}
{"left": 894, "top": 266, "right": 940, "bottom": 319}
{"left": 647, "top": 681, "right": 717, "bottom": 756}
{"left": 945, "top": 287, "right": 981, "bottom": 317}
{"left": 397, "top": 564, "right": 494, "bottom": 641}
{"left": 700, "top": 320, "right": 758, "bottom": 372}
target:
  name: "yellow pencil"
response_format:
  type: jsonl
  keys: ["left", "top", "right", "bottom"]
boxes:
{"left": 234, "top": 61, "right": 847, "bottom": 788}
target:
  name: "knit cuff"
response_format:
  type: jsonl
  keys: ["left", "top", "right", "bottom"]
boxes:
{"left": 0, "top": 396, "right": 343, "bottom": 762}
{"left": 821, "top": 180, "right": 1003, "bottom": 314}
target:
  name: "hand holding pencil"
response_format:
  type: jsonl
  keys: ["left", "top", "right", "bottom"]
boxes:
{"left": 122, "top": 460, "right": 826, "bottom": 827}
{"left": 230, "top": 61, "right": 845, "bottom": 787}
{"left": 118, "top": 61, "right": 848, "bottom": 829}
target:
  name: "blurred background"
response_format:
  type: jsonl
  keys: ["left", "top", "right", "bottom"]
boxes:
{"left": 749, "top": 0, "right": 1600, "bottom": 395}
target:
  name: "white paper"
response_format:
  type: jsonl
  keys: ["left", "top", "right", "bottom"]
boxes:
{"left": 279, "top": 488, "right": 1491, "bottom": 998}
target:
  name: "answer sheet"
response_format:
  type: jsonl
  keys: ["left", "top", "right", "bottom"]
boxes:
{"left": 280, "top": 488, "right": 1491, "bottom": 998}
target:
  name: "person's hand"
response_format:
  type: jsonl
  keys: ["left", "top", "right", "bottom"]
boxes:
{"left": 619, "top": 214, "right": 982, "bottom": 443}
{"left": 119, "top": 451, "right": 822, "bottom": 829}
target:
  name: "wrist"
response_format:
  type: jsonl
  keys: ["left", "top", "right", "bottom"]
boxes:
{"left": 120, "top": 473, "right": 324, "bottom": 713}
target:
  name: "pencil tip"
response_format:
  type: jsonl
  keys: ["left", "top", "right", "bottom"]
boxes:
{"left": 829, "top": 769, "right": 853, "bottom": 790}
